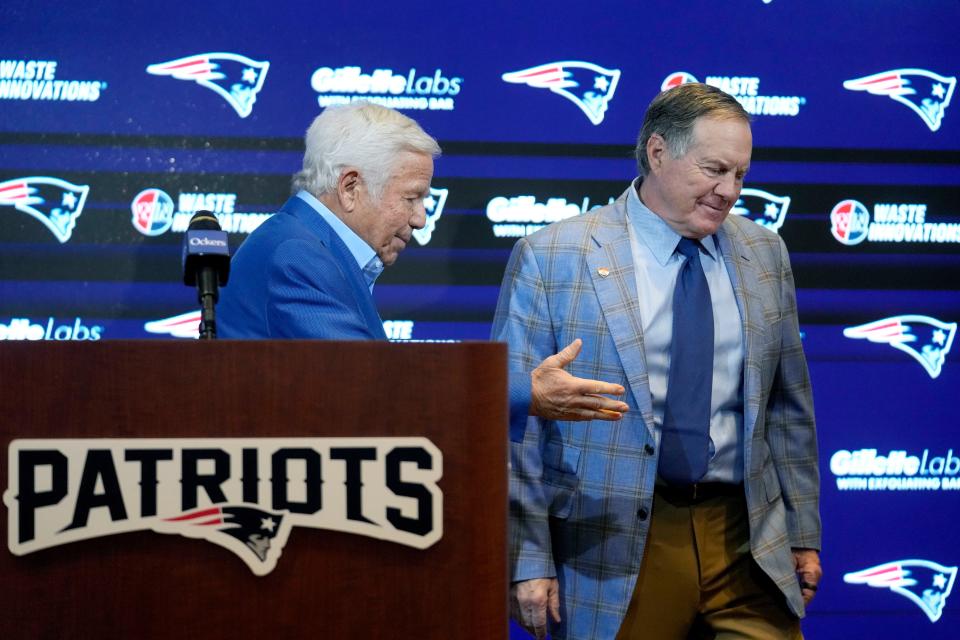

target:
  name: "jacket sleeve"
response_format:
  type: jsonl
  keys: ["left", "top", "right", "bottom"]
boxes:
{"left": 492, "top": 237, "right": 560, "bottom": 582}
{"left": 767, "top": 235, "right": 822, "bottom": 550}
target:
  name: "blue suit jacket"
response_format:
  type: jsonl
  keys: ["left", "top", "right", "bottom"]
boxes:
{"left": 218, "top": 195, "right": 387, "bottom": 340}
{"left": 492, "top": 187, "right": 821, "bottom": 639}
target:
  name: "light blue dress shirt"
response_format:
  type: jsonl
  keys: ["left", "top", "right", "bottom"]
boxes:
{"left": 296, "top": 190, "right": 384, "bottom": 291}
{"left": 625, "top": 181, "right": 745, "bottom": 484}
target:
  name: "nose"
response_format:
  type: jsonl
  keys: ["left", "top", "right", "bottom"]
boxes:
{"left": 713, "top": 173, "right": 740, "bottom": 202}
{"left": 411, "top": 199, "right": 427, "bottom": 230}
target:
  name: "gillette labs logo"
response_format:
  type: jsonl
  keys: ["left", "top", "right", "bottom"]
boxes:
{"left": 831, "top": 448, "right": 960, "bottom": 491}
{"left": 311, "top": 66, "right": 462, "bottom": 111}
{"left": 0, "top": 317, "right": 103, "bottom": 341}
{"left": 487, "top": 194, "right": 615, "bottom": 238}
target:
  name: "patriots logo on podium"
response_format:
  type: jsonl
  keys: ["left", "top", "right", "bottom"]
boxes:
{"left": 158, "top": 505, "right": 289, "bottom": 571}
{"left": 502, "top": 61, "right": 620, "bottom": 125}
{"left": 146, "top": 52, "right": 270, "bottom": 118}
{"left": 412, "top": 187, "right": 449, "bottom": 246}
{"left": 843, "top": 315, "right": 956, "bottom": 379}
{"left": 0, "top": 176, "right": 89, "bottom": 243}
{"left": 844, "top": 559, "right": 957, "bottom": 622}
{"left": 843, "top": 68, "right": 956, "bottom": 132}
{"left": 731, "top": 188, "right": 791, "bottom": 232}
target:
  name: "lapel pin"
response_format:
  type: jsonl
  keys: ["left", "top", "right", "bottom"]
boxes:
{"left": 597, "top": 267, "right": 610, "bottom": 278}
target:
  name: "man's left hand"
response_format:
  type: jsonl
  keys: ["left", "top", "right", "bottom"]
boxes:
{"left": 530, "top": 339, "right": 629, "bottom": 421}
{"left": 793, "top": 548, "right": 822, "bottom": 606}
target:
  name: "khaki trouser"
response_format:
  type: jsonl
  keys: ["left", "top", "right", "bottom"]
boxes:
{"left": 616, "top": 488, "right": 802, "bottom": 640}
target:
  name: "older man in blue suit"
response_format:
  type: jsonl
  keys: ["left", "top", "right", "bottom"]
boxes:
{"left": 495, "top": 84, "right": 822, "bottom": 639}
{"left": 219, "top": 102, "right": 629, "bottom": 432}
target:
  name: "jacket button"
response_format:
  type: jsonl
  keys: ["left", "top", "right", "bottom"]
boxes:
{"left": 644, "top": 444, "right": 655, "bottom": 456}
{"left": 637, "top": 508, "right": 648, "bottom": 520}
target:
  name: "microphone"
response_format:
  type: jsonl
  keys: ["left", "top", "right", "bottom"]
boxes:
{"left": 182, "top": 211, "right": 230, "bottom": 340}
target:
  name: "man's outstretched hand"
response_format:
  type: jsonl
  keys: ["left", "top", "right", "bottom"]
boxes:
{"left": 530, "top": 339, "right": 629, "bottom": 421}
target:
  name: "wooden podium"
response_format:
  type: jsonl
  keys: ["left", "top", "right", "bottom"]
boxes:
{"left": 0, "top": 341, "right": 508, "bottom": 639}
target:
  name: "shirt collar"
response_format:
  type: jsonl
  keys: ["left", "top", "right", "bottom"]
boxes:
{"left": 296, "top": 190, "right": 383, "bottom": 287}
{"left": 625, "top": 178, "right": 719, "bottom": 265}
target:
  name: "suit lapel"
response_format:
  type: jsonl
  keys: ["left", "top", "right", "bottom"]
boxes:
{"left": 586, "top": 195, "right": 655, "bottom": 433}
{"left": 283, "top": 197, "right": 387, "bottom": 340}
{"left": 716, "top": 219, "right": 763, "bottom": 447}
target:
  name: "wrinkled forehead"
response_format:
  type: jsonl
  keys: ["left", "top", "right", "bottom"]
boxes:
{"left": 387, "top": 150, "right": 434, "bottom": 182}
{"left": 688, "top": 116, "right": 753, "bottom": 158}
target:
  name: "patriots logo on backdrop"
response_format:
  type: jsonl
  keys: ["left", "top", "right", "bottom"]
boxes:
{"left": 843, "top": 315, "right": 956, "bottom": 379}
{"left": 412, "top": 187, "right": 448, "bottom": 246}
{"left": 502, "top": 61, "right": 620, "bottom": 125}
{"left": 146, "top": 53, "right": 270, "bottom": 118}
{"left": 844, "top": 559, "right": 957, "bottom": 622}
{"left": 144, "top": 310, "right": 202, "bottom": 338}
{"left": 0, "top": 176, "right": 89, "bottom": 243}
{"left": 158, "top": 505, "right": 289, "bottom": 567}
{"left": 731, "top": 188, "right": 790, "bottom": 232}
{"left": 843, "top": 69, "right": 956, "bottom": 132}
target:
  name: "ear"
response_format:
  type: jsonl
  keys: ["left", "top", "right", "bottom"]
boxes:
{"left": 646, "top": 134, "right": 667, "bottom": 175}
{"left": 336, "top": 168, "right": 362, "bottom": 213}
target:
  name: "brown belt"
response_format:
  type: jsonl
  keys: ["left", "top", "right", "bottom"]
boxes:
{"left": 655, "top": 482, "right": 743, "bottom": 505}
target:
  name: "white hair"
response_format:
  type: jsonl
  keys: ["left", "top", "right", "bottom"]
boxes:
{"left": 292, "top": 102, "right": 440, "bottom": 199}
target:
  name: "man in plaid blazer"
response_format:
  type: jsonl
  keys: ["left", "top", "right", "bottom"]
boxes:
{"left": 493, "top": 84, "right": 821, "bottom": 639}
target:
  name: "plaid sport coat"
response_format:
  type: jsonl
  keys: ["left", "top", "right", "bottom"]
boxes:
{"left": 492, "top": 186, "right": 821, "bottom": 639}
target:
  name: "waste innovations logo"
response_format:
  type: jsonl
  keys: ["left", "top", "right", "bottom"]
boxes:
{"left": 411, "top": 187, "right": 448, "bottom": 246}
{"left": 844, "top": 315, "right": 955, "bottom": 379}
{"left": 844, "top": 69, "right": 955, "bottom": 132}
{"left": 131, "top": 188, "right": 175, "bottom": 236}
{"left": 731, "top": 188, "right": 791, "bottom": 232}
{"left": 661, "top": 71, "right": 806, "bottom": 117}
{"left": 311, "top": 65, "right": 462, "bottom": 111}
{"left": 0, "top": 59, "right": 107, "bottom": 102}
{"left": 830, "top": 447, "right": 960, "bottom": 492}
{"left": 0, "top": 317, "right": 103, "bottom": 341}
{"left": 5, "top": 438, "right": 442, "bottom": 576}
{"left": 830, "top": 198, "right": 960, "bottom": 246}
{"left": 0, "top": 176, "right": 89, "bottom": 242}
{"left": 844, "top": 560, "right": 956, "bottom": 622}
{"left": 146, "top": 53, "right": 269, "bottom": 118}
{"left": 130, "top": 188, "right": 272, "bottom": 236}
{"left": 829, "top": 199, "right": 871, "bottom": 245}
{"left": 487, "top": 194, "right": 615, "bottom": 238}
{"left": 502, "top": 61, "right": 620, "bottom": 125}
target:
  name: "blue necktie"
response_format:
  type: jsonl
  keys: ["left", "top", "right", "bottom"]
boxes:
{"left": 659, "top": 237, "right": 714, "bottom": 485}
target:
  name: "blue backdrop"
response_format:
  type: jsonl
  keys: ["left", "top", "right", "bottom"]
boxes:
{"left": 2, "top": 1, "right": 958, "bottom": 637}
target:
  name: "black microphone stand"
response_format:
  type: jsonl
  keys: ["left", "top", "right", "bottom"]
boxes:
{"left": 183, "top": 210, "right": 231, "bottom": 340}
{"left": 198, "top": 268, "right": 219, "bottom": 340}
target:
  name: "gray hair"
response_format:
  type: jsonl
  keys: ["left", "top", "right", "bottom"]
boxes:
{"left": 635, "top": 83, "right": 750, "bottom": 177}
{"left": 292, "top": 102, "right": 440, "bottom": 199}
